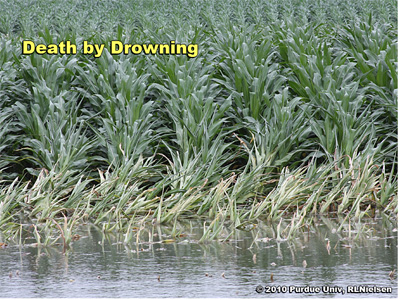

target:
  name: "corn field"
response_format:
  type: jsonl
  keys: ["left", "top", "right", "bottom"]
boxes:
{"left": 0, "top": 0, "right": 397, "bottom": 244}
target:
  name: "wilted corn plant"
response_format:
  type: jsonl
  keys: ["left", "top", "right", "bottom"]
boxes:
{"left": 0, "top": 0, "right": 397, "bottom": 246}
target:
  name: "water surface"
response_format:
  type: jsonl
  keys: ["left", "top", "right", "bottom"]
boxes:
{"left": 0, "top": 216, "right": 397, "bottom": 297}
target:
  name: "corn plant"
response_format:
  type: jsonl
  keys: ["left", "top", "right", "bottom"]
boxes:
{"left": 0, "top": 0, "right": 396, "bottom": 244}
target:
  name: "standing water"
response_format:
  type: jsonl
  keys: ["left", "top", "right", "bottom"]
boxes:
{"left": 0, "top": 216, "right": 397, "bottom": 297}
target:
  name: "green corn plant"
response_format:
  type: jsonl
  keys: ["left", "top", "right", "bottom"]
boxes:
{"left": 0, "top": 0, "right": 396, "bottom": 244}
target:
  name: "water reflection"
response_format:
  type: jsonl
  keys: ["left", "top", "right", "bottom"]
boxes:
{"left": 0, "top": 216, "right": 397, "bottom": 297}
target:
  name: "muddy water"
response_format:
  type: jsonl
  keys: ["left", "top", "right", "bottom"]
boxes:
{"left": 0, "top": 216, "right": 397, "bottom": 297}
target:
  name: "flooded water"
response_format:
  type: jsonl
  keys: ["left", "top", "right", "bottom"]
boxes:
{"left": 0, "top": 216, "right": 397, "bottom": 297}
